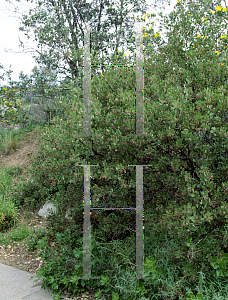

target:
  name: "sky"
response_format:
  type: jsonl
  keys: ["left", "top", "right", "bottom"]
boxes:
{"left": 0, "top": 0, "right": 178, "bottom": 87}
{"left": 0, "top": 0, "right": 227, "bottom": 88}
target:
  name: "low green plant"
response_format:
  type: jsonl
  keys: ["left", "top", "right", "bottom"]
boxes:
{"left": 8, "top": 223, "right": 31, "bottom": 242}
{"left": 0, "top": 166, "right": 13, "bottom": 197}
{"left": 0, "top": 219, "right": 38, "bottom": 248}
{"left": 1, "top": 133, "right": 18, "bottom": 155}
{"left": 0, "top": 198, "right": 19, "bottom": 232}
{"left": 0, "top": 167, "right": 20, "bottom": 231}
{"left": 0, "top": 123, "right": 24, "bottom": 149}
{"left": 33, "top": 222, "right": 228, "bottom": 300}
{"left": 9, "top": 177, "right": 47, "bottom": 211}
{"left": 0, "top": 230, "right": 10, "bottom": 246}
{"left": 3, "top": 166, "right": 23, "bottom": 178}
{"left": 24, "top": 227, "right": 47, "bottom": 252}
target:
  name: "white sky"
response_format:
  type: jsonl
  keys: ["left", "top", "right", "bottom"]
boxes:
{"left": 0, "top": 0, "right": 227, "bottom": 87}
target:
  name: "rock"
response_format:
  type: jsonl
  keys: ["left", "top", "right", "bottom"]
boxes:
{"left": 38, "top": 201, "right": 73, "bottom": 220}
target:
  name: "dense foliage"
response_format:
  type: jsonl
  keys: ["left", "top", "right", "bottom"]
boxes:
{"left": 4, "top": 0, "right": 228, "bottom": 299}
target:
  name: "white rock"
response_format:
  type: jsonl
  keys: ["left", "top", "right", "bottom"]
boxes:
{"left": 38, "top": 202, "right": 56, "bottom": 218}
{"left": 38, "top": 201, "right": 73, "bottom": 220}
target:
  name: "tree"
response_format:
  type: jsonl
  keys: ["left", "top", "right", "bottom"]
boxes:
{"left": 3, "top": 0, "right": 172, "bottom": 86}
{"left": 147, "top": 0, "right": 228, "bottom": 71}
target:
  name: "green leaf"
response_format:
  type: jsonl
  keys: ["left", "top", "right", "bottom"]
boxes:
{"left": 100, "top": 274, "right": 110, "bottom": 286}
{"left": 112, "top": 291, "right": 119, "bottom": 300}
{"left": 60, "top": 275, "right": 68, "bottom": 284}
{"left": 186, "top": 294, "right": 196, "bottom": 300}
{"left": 69, "top": 276, "right": 79, "bottom": 285}
{"left": 94, "top": 289, "right": 103, "bottom": 298}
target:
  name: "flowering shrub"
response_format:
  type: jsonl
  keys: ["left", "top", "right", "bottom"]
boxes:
{"left": 0, "top": 87, "right": 23, "bottom": 128}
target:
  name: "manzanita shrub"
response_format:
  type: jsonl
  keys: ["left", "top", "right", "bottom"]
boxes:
{"left": 9, "top": 1, "right": 228, "bottom": 299}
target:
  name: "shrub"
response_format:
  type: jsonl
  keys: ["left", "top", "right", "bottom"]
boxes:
{"left": 24, "top": 227, "right": 48, "bottom": 252}
{"left": 20, "top": 53, "right": 228, "bottom": 298}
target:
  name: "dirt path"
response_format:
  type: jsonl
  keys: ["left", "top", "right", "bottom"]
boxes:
{"left": 0, "top": 129, "right": 42, "bottom": 171}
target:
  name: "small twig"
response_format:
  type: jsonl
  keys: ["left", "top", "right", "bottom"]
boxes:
{"left": 171, "top": 274, "right": 188, "bottom": 289}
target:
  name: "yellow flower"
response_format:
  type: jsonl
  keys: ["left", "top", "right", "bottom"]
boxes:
{"left": 118, "top": 50, "right": 121, "bottom": 52}
{"left": 221, "top": 35, "right": 227, "bottom": 39}
{"left": 197, "top": 35, "right": 201, "bottom": 38}
{"left": 124, "top": 54, "right": 127, "bottom": 56}
{"left": 215, "top": 51, "right": 220, "bottom": 55}
{"left": 211, "top": 11, "right": 215, "bottom": 14}
{"left": 223, "top": 8, "right": 227, "bottom": 11}
{"left": 3, "top": 87, "right": 6, "bottom": 90}
{"left": 100, "top": 74, "right": 104, "bottom": 77}
{"left": 221, "top": 63, "right": 224, "bottom": 65}
{"left": 5, "top": 101, "right": 8, "bottom": 104}
{"left": 188, "top": 14, "right": 191, "bottom": 16}
{"left": 204, "top": 36, "right": 208, "bottom": 38}
{"left": 216, "top": 6, "right": 222, "bottom": 11}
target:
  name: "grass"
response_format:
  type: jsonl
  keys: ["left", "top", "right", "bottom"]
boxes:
{"left": 0, "top": 99, "right": 35, "bottom": 153}
{"left": 0, "top": 104, "right": 37, "bottom": 248}
{"left": 0, "top": 96, "right": 228, "bottom": 300}
{"left": 0, "top": 96, "right": 48, "bottom": 246}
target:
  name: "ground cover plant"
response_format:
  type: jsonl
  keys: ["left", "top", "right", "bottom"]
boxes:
{"left": 0, "top": 0, "right": 228, "bottom": 299}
